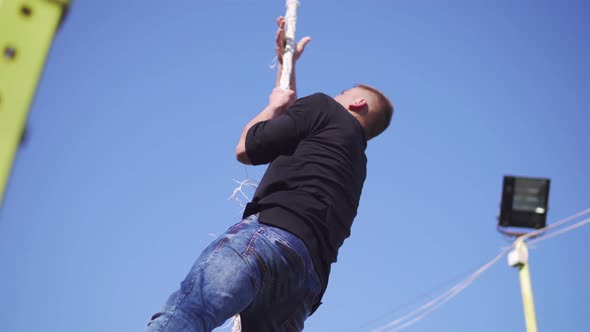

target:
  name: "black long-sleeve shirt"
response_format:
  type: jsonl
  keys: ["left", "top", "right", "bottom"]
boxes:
{"left": 243, "top": 92, "right": 367, "bottom": 304}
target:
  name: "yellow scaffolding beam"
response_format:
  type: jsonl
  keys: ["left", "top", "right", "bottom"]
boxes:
{"left": 0, "top": 0, "right": 70, "bottom": 206}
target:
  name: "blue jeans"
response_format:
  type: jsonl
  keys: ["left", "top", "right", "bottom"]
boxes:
{"left": 146, "top": 214, "right": 322, "bottom": 332}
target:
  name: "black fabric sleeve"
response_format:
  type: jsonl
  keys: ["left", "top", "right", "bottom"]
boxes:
{"left": 245, "top": 95, "right": 322, "bottom": 165}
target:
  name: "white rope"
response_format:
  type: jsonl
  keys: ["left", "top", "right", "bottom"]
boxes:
{"left": 279, "top": 0, "right": 300, "bottom": 90}
{"left": 269, "top": 56, "right": 279, "bottom": 70}
{"left": 227, "top": 179, "right": 259, "bottom": 208}
{"left": 226, "top": 178, "right": 258, "bottom": 332}
{"left": 225, "top": 4, "right": 299, "bottom": 331}
{"left": 230, "top": 314, "right": 242, "bottom": 332}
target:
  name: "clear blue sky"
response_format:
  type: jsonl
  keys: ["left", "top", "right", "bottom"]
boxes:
{"left": 1, "top": 1, "right": 589, "bottom": 331}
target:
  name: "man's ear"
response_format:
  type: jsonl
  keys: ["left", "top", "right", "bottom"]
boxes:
{"left": 349, "top": 98, "right": 368, "bottom": 112}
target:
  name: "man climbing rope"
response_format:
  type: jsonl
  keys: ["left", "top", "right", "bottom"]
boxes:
{"left": 146, "top": 17, "right": 394, "bottom": 332}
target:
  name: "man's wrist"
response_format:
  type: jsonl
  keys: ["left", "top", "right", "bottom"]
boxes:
{"left": 265, "top": 104, "right": 286, "bottom": 115}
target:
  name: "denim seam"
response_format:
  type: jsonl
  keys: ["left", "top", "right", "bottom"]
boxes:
{"left": 243, "top": 228, "right": 269, "bottom": 290}
{"left": 159, "top": 221, "right": 250, "bottom": 330}
{"left": 214, "top": 219, "right": 248, "bottom": 252}
{"left": 157, "top": 248, "right": 221, "bottom": 331}
{"left": 148, "top": 312, "right": 171, "bottom": 331}
{"left": 274, "top": 237, "right": 305, "bottom": 271}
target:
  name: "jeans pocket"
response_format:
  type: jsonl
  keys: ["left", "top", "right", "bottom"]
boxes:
{"left": 274, "top": 238, "right": 305, "bottom": 271}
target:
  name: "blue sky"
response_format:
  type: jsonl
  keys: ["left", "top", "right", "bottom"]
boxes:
{"left": 1, "top": 1, "right": 589, "bottom": 331}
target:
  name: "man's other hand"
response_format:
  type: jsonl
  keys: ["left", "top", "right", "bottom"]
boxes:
{"left": 275, "top": 16, "right": 311, "bottom": 65}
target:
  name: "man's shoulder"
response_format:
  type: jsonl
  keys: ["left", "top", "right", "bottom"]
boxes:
{"left": 296, "top": 92, "right": 333, "bottom": 105}
{"left": 295, "top": 92, "right": 345, "bottom": 115}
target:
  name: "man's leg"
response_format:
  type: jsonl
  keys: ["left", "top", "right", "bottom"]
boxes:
{"left": 145, "top": 214, "right": 322, "bottom": 332}
{"left": 237, "top": 224, "right": 322, "bottom": 331}
{"left": 145, "top": 215, "right": 261, "bottom": 332}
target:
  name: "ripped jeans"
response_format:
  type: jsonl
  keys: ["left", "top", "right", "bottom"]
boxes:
{"left": 145, "top": 214, "right": 321, "bottom": 332}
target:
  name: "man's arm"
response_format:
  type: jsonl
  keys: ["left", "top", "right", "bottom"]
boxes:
{"left": 235, "top": 17, "right": 310, "bottom": 165}
{"left": 235, "top": 88, "right": 295, "bottom": 165}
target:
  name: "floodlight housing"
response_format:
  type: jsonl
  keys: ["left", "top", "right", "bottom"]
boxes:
{"left": 499, "top": 176, "right": 550, "bottom": 229}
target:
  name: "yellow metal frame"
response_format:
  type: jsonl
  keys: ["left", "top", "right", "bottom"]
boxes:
{"left": 0, "top": 0, "right": 70, "bottom": 206}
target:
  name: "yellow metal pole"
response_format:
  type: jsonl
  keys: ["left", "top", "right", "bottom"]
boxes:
{"left": 510, "top": 239, "right": 539, "bottom": 332}
{"left": 0, "top": 0, "right": 71, "bottom": 207}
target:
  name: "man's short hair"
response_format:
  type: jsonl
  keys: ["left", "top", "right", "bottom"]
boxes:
{"left": 356, "top": 84, "right": 394, "bottom": 139}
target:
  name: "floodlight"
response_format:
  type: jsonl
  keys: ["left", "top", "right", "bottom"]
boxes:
{"left": 499, "top": 175, "right": 550, "bottom": 229}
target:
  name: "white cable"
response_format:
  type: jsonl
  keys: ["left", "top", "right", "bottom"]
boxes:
{"left": 279, "top": 0, "right": 299, "bottom": 90}
{"left": 528, "top": 216, "right": 590, "bottom": 246}
{"left": 519, "top": 208, "right": 590, "bottom": 241}
{"left": 374, "top": 209, "right": 590, "bottom": 331}
{"left": 371, "top": 248, "right": 510, "bottom": 332}
{"left": 369, "top": 208, "right": 590, "bottom": 332}
{"left": 499, "top": 208, "right": 590, "bottom": 252}
{"left": 393, "top": 249, "right": 508, "bottom": 331}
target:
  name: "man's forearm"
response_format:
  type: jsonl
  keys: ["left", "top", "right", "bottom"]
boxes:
{"left": 236, "top": 59, "right": 297, "bottom": 165}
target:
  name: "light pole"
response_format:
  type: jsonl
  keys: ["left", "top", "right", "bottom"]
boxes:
{"left": 498, "top": 175, "right": 551, "bottom": 332}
